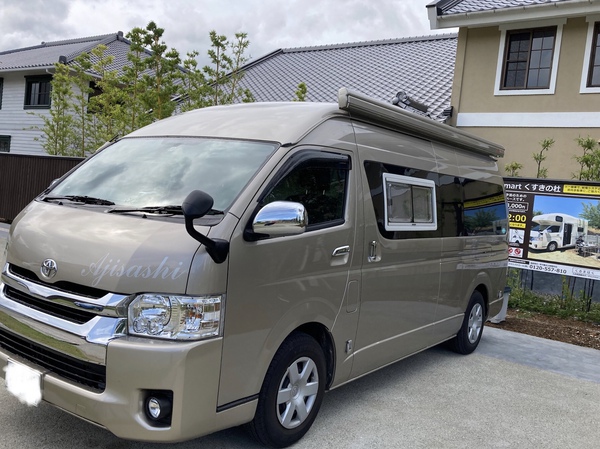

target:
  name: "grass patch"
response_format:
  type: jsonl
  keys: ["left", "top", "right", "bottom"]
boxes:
{"left": 507, "top": 268, "right": 600, "bottom": 323}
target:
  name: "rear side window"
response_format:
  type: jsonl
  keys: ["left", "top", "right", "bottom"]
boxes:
{"left": 383, "top": 173, "right": 436, "bottom": 231}
{"left": 365, "top": 160, "right": 507, "bottom": 239}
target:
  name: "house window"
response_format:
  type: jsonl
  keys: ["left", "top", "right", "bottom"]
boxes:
{"left": 502, "top": 27, "right": 556, "bottom": 90}
{"left": 382, "top": 173, "right": 437, "bottom": 231}
{"left": 24, "top": 75, "right": 52, "bottom": 108}
{"left": 587, "top": 22, "right": 600, "bottom": 87}
{"left": 0, "top": 135, "right": 10, "bottom": 153}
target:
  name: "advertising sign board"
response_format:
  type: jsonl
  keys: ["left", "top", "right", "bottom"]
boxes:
{"left": 505, "top": 178, "right": 600, "bottom": 281}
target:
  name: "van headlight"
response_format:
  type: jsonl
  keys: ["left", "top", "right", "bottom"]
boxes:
{"left": 128, "top": 294, "right": 224, "bottom": 340}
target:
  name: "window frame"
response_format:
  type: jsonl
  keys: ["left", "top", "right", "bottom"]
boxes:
{"left": 24, "top": 75, "right": 52, "bottom": 109}
{"left": 581, "top": 16, "right": 600, "bottom": 94}
{"left": 0, "top": 135, "right": 11, "bottom": 153}
{"left": 494, "top": 19, "right": 564, "bottom": 96}
{"left": 258, "top": 150, "right": 351, "bottom": 233}
{"left": 382, "top": 173, "right": 437, "bottom": 232}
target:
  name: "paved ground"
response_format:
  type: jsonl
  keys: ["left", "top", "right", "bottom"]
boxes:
{"left": 0, "top": 327, "right": 598, "bottom": 448}
{"left": 1, "top": 222, "right": 599, "bottom": 447}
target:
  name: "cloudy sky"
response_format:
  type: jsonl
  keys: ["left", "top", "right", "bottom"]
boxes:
{"left": 0, "top": 0, "right": 454, "bottom": 65}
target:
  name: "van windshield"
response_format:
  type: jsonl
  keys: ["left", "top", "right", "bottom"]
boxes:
{"left": 49, "top": 137, "right": 277, "bottom": 211}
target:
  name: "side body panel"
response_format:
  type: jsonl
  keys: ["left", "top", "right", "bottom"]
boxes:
{"left": 217, "top": 119, "right": 363, "bottom": 407}
{"left": 350, "top": 123, "right": 442, "bottom": 378}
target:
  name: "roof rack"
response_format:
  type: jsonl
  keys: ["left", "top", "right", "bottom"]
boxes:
{"left": 337, "top": 87, "right": 505, "bottom": 158}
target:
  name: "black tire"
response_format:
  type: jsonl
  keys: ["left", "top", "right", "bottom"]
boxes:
{"left": 449, "top": 291, "right": 485, "bottom": 355}
{"left": 248, "top": 332, "right": 326, "bottom": 448}
{"left": 547, "top": 242, "right": 558, "bottom": 252}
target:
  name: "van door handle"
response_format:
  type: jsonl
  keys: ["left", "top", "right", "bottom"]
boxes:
{"left": 332, "top": 245, "right": 351, "bottom": 257}
{"left": 368, "top": 240, "right": 379, "bottom": 262}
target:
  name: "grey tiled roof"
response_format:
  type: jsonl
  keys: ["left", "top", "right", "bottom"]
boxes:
{"left": 438, "top": 0, "right": 572, "bottom": 15}
{"left": 0, "top": 33, "right": 128, "bottom": 72}
{"left": 238, "top": 34, "right": 458, "bottom": 121}
{"left": 0, "top": 32, "right": 172, "bottom": 78}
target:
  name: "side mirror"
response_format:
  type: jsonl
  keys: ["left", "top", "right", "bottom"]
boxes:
{"left": 252, "top": 201, "right": 307, "bottom": 237}
{"left": 182, "top": 190, "right": 214, "bottom": 219}
{"left": 182, "top": 190, "right": 229, "bottom": 264}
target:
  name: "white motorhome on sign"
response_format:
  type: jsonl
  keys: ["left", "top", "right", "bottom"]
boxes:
{"left": 529, "top": 213, "right": 588, "bottom": 252}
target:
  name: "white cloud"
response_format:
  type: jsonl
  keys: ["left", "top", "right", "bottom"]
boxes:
{"left": 0, "top": 0, "right": 452, "bottom": 66}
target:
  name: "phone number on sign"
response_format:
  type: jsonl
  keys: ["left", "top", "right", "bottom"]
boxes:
{"left": 529, "top": 263, "right": 567, "bottom": 274}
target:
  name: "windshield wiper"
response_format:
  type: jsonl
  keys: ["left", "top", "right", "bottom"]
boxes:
{"left": 107, "top": 205, "right": 183, "bottom": 215}
{"left": 108, "top": 205, "right": 224, "bottom": 216}
{"left": 43, "top": 195, "right": 115, "bottom": 206}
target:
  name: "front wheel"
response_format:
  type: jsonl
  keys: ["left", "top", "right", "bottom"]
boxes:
{"left": 449, "top": 291, "right": 485, "bottom": 354}
{"left": 547, "top": 241, "right": 558, "bottom": 252}
{"left": 249, "top": 332, "right": 326, "bottom": 448}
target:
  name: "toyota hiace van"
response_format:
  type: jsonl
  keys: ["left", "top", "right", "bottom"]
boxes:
{"left": 0, "top": 88, "right": 508, "bottom": 447}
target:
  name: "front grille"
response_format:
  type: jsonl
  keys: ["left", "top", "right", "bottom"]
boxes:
{"left": 3, "top": 285, "right": 96, "bottom": 324}
{"left": 8, "top": 264, "right": 109, "bottom": 299}
{"left": 0, "top": 327, "right": 106, "bottom": 391}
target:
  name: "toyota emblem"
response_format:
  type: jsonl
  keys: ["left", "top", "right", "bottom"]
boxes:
{"left": 41, "top": 259, "right": 58, "bottom": 279}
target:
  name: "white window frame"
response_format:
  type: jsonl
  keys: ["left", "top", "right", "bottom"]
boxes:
{"left": 494, "top": 19, "right": 565, "bottom": 96}
{"left": 580, "top": 15, "right": 600, "bottom": 94}
{"left": 382, "top": 173, "right": 437, "bottom": 232}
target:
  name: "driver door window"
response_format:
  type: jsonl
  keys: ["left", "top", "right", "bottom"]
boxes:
{"left": 263, "top": 152, "right": 350, "bottom": 229}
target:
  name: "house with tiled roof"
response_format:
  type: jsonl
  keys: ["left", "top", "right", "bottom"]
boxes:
{"left": 428, "top": 0, "right": 600, "bottom": 178}
{"left": 0, "top": 32, "right": 135, "bottom": 155}
{"left": 0, "top": 32, "right": 459, "bottom": 156}
{"left": 236, "top": 34, "right": 458, "bottom": 122}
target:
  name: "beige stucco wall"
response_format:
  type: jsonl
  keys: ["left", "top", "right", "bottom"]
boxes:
{"left": 459, "top": 126, "right": 598, "bottom": 180}
{"left": 451, "top": 17, "right": 600, "bottom": 179}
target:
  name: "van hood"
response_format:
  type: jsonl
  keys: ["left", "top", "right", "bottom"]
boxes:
{"left": 6, "top": 201, "right": 204, "bottom": 294}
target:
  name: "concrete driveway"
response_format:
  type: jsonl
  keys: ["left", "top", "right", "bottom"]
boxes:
{"left": 0, "top": 326, "right": 599, "bottom": 449}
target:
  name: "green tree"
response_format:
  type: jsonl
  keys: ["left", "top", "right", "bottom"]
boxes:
{"left": 293, "top": 82, "right": 308, "bottom": 101}
{"left": 70, "top": 52, "right": 94, "bottom": 156}
{"left": 574, "top": 136, "right": 600, "bottom": 181}
{"left": 179, "top": 31, "right": 254, "bottom": 110}
{"left": 31, "top": 61, "right": 76, "bottom": 155}
{"left": 123, "top": 26, "right": 153, "bottom": 132}
{"left": 580, "top": 202, "right": 600, "bottom": 228}
{"left": 139, "top": 21, "right": 181, "bottom": 121}
{"left": 224, "top": 32, "right": 253, "bottom": 104}
{"left": 87, "top": 45, "right": 126, "bottom": 149}
{"left": 504, "top": 161, "right": 522, "bottom": 177}
{"left": 533, "top": 138, "right": 554, "bottom": 178}
{"left": 199, "top": 31, "right": 253, "bottom": 106}
{"left": 179, "top": 50, "right": 206, "bottom": 111}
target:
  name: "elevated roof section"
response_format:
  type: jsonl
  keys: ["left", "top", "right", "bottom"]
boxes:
{"left": 129, "top": 88, "right": 505, "bottom": 158}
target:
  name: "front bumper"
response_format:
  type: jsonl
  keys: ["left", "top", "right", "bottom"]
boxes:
{"left": 0, "top": 330, "right": 238, "bottom": 441}
{"left": 0, "top": 272, "right": 255, "bottom": 442}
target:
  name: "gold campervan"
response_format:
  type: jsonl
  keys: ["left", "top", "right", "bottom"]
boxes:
{"left": 0, "top": 88, "right": 508, "bottom": 447}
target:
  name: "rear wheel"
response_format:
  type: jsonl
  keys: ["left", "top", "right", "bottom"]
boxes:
{"left": 249, "top": 332, "right": 326, "bottom": 448}
{"left": 449, "top": 291, "right": 485, "bottom": 354}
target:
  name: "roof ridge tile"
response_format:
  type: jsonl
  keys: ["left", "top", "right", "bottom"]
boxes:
{"left": 0, "top": 32, "right": 120, "bottom": 56}
{"left": 282, "top": 33, "right": 459, "bottom": 53}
